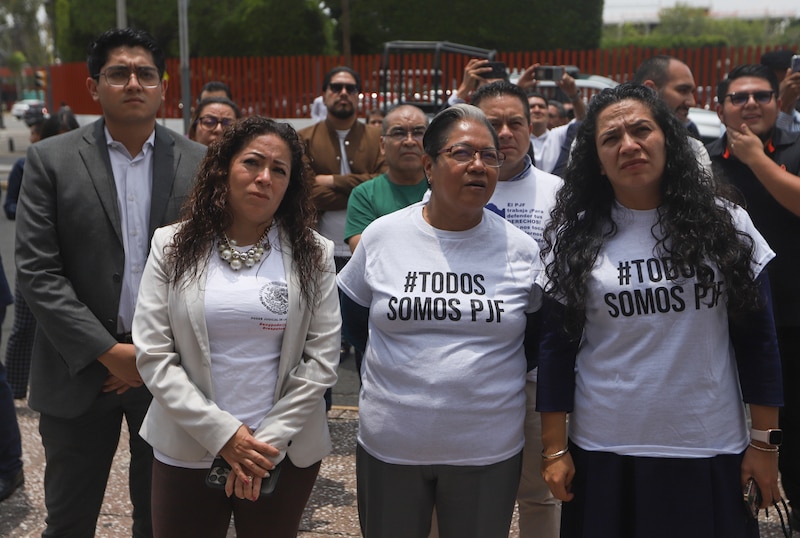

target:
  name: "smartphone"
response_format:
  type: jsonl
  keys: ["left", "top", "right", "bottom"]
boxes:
{"left": 535, "top": 65, "right": 565, "bottom": 81}
{"left": 481, "top": 61, "right": 507, "bottom": 80}
{"left": 205, "top": 456, "right": 283, "bottom": 496}
{"left": 743, "top": 477, "right": 762, "bottom": 519}
{"left": 792, "top": 55, "right": 800, "bottom": 73}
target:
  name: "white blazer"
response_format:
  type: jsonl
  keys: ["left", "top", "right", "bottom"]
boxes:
{"left": 133, "top": 223, "right": 341, "bottom": 467}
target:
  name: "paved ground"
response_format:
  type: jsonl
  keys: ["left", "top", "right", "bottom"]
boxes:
{"left": 0, "top": 111, "right": 794, "bottom": 536}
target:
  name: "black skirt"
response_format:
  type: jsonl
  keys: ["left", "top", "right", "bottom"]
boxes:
{"left": 560, "top": 441, "right": 760, "bottom": 538}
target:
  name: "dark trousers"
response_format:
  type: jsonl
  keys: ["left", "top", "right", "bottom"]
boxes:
{"left": 356, "top": 444, "right": 522, "bottom": 538}
{"left": 561, "top": 442, "right": 758, "bottom": 538}
{"left": 0, "top": 302, "right": 22, "bottom": 481}
{"left": 0, "top": 360, "right": 22, "bottom": 481}
{"left": 4, "top": 282, "right": 36, "bottom": 399}
{"left": 39, "top": 385, "right": 153, "bottom": 538}
{"left": 151, "top": 456, "right": 320, "bottom": 538}
{"left": 778, "top": 327, "right": 800, "bottom": 508}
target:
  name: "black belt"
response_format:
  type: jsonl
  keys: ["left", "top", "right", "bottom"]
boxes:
{"left": 116, "top": 332, "right": 133, "bottom": 344}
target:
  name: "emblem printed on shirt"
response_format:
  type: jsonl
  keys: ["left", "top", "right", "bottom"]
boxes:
{"left": 259, "top": 282, "right": 289, "bottom": 315}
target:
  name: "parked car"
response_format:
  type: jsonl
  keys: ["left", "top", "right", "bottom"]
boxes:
{"left": 11, "top": 99, "right": 45, "bottom": 120}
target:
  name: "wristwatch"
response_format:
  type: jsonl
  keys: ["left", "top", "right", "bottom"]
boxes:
{"left": 750, "top": 428, "right": 783, "bottom": 446}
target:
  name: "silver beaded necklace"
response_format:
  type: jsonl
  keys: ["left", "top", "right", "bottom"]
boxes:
{"left": 217, "top": 224, "right": 272, "bottom": 271}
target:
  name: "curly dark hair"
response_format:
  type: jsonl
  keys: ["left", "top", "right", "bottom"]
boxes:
{"left": 168, "top": 116, "right": 326, "bottom": 307}
{"left": 542, "top": 83, "right": 761, "bottom": 337}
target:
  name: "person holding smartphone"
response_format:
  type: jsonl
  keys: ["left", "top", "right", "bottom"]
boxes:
{"left": 760, "top": 49, "right": 800, "bottom": 133}
{"left": 538, "top": 84, "right": 783, "bottom": 537}
{"left": 446, "top": 58, "right": 509, "bottom": 108}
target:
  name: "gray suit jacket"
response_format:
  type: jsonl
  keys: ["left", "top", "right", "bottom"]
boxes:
{"left": 15, "top": 119, "right": 206, "bottom": 418}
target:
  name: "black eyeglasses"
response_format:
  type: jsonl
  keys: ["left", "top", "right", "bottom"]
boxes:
{"left": 384, "top": 127, "right": 426, "bottom": 142}
{"left": 437, "top": 144, "right": 505, "bottom": 168}
{"left": 725, "top": 91, "right": 775, "bottom": 106}
{"left": 197, "top": 115, "right": 235, "bottom": 130}
{"left": 328, "top": 83, "right": 358, "bottom": 94}
{"left": 97, "top": 66, "right": 161, "bottom": 88}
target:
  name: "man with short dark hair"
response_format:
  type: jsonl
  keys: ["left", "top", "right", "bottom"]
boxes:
{"left": 299, "top": 66, "right": 385, "bottom": 378}
{"left": 16, "top": 27, "right": 205, "bottom": 536}
{"left": 761, "top": 49, "right": 800, "bottom": 133}
{"left": 547, "top": 100, "right": 568, "bottom": 129}
{"left": 299, "top": 66, "right": 385, "bottom": 265}
{"left": 345, "top": 104, "right": 428, "bottom": 254}
{"left": 472, "top": 81, "right": 562, "bottom": 538}
{"left": 707, "top": 63, "right": 800, "bottom": 528}
{"left": 633, "top": 55, "right": 712, "bottom": 172}
{"left": 197, "top": 80, "right": 232, "bottom": 102}
{"left": 526, "top": 77, "right": 585, "bottom": 174}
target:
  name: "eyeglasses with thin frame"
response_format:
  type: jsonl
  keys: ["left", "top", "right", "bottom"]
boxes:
{"left": 97, "top": 66, "right": 162, "bottom": 88}
{"left": 197, "top": 115, "right": 235, "bottom": 130}
{"left": 383, "top": 127, "right": 426, "bottom": 142}
{"left": 724, "top": 91, "right": 775, "bottom": 106}
{"left": 328, "top": 82, "right": 359, "bottom": 95}
{"left": 437, "top": 144, "right": 505, "bottom": 168}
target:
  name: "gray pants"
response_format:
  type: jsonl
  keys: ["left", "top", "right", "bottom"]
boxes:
{"left": 356, "top": 444, "right": 522, "bottom": 538}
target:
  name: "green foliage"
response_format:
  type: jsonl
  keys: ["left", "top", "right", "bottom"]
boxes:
{"left": 55, "top": 0, "right": 336, "bottom": 62}
{"left": 326, "top": 0, "right": 604, "bottom": 54}
{"left": 602, "top": 3, "right": 800, "bottom": 49}
{"left": 8, "top": 51, "right": 27, "bottom": 75}
{"left": 1, "top": 0, "right": 49, "bottom": 67}
{"left": 207, "top": 0, "right": 334, "bottom": 56}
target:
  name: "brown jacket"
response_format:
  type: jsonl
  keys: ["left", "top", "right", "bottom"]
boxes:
{"left": 299, "top": 119, "right": 386, "bottom": 212}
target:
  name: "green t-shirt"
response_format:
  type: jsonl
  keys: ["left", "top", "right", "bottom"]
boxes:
{"left": 344, "top": 173, "right": 428, "bottom": 242}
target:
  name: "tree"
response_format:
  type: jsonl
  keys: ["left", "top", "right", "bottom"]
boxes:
{"left": 8, "top": 50, "right": 27, "bottom": 99}
{"left": 53, "top": 0, "right": 335, "bottom": 62}
{"left": 602, "top": 3, "right": 800, "bottom": 48}
{"left": 324, "top": 0, "right": 604, "bottom": 54}
{"left": 1, "top": 0, "right": 49, "bottom": 67}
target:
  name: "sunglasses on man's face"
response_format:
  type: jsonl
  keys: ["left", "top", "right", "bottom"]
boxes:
{"left": 328, "top": 83, "right": 358, "bottom": 95}
{"left": 724, "top": 91, "right": 775, "bottom": 107}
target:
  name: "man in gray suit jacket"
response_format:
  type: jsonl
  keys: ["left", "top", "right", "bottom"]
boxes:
{"left": 15, "top": 28, "right": 205, "bottom": 537}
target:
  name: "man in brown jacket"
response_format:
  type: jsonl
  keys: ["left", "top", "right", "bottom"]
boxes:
{"left": 299, "top": 66, "right": 386, "bottom": 264}
{"left": 299, "top": 66, "right": 386, "bottom": 386}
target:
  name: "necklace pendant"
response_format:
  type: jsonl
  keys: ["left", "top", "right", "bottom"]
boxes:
{"left": 218, "top": 223, "right": 272, "bottom": 272}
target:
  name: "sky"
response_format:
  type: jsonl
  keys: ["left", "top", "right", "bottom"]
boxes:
{"left": 603, "top": 0, "right": 800, "bottom": 24}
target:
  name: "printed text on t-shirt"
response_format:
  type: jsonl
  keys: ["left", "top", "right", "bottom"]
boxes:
{"left": 388, "top": 271, "right": 505, "bottom": 322}
{"left": 605, "top": 257, "right": 723, "bottom": 317}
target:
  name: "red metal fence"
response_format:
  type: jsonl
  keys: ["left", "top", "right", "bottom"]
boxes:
{"left": 46, "top": 45, "right": 793, "bottom": 121}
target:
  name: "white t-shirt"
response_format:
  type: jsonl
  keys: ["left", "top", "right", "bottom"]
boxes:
{"left": 541, "top": 202, "right": 774, "bottom": 457}
{"left": 316, "top": 129, "right": 353, "bottom": 258}
{"left": 531, "top": 122, "right": 574, "bottom": 173}
{"left": 485, "top": 157, "right": 562, "bottom": 248}
{"left": 154, "top": 226, "right": 288, "bottom": 468}
{"left": 486, "top": 158, "right": 562, "bottom": 382}
{"left": 338, "top": 203, "right": 543, "bottom": 466}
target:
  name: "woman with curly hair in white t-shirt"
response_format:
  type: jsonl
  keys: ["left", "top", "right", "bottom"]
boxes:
{"left": 537, "top": 83, "right": 783, "bottom": 537}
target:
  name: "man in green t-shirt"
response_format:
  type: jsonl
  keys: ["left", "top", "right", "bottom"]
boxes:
{"left": 345, "top": 104, "right": 429, "bottom": 252}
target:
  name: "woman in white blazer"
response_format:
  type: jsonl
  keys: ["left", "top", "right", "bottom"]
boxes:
{"left": 133, "top": 117, "right": 340, "bottom": 538}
